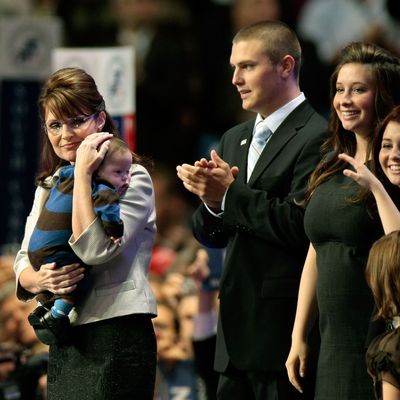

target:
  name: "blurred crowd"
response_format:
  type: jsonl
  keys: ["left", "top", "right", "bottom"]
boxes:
{"left": 1, "top": 0, "right": 400, "bottom": 399}
{"left": 0, "top": 255, "right": 48, "bottom": 399}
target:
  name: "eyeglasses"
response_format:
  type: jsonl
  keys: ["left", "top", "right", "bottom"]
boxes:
{"left": 44, "top": 113, "right": 98, "bottom": 136}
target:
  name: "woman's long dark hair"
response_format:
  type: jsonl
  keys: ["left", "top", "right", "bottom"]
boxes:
{"left": 304, "top": 42, "right": 400, "bottom": 205}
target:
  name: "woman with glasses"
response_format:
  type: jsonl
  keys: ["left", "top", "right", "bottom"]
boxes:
{"left": 13, "top": 67, "right": 157, "bottom": 400}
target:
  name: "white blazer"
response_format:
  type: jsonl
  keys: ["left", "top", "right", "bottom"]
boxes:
{"left": 13, "top": 163, "right": 157, "bottom": 325}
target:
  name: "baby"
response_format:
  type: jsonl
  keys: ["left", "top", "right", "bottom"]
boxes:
{"left": 28, "top": 137, "right": 132, "bottom": 345}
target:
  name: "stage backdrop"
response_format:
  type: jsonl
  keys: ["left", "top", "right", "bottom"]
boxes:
{"left": 0, "top": 16, "right": 62, "bottom": 250}
{"left": 52, "top": 47, "right": 136, "bottom": 150}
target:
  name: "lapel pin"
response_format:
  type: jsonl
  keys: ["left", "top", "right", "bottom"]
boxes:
{"left": 240, "top": 139, "right": 247, "bottom": 146}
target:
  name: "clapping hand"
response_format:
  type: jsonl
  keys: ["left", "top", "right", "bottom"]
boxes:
{"left": 176, "top": 150, "right": 239, "bottom": 210}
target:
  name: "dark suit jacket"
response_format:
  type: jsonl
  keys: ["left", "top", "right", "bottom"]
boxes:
{"left": 192, "top": 100, "right": 327, "bottom": 373}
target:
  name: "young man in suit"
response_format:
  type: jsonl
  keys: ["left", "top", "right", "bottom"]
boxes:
{"left": 176, "top": 20, "right": 327, "bottom": 399}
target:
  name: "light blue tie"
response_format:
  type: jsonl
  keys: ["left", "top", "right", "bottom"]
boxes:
{"left": 247, "top": 122, "right": 272, "bottom": 181}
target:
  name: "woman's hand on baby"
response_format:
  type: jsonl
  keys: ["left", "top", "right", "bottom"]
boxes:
{"left": 38, "top": 262, "right": 85, "bottom": 295}
{"left": 76, "top": 132, "right": 113, "bottom": 175}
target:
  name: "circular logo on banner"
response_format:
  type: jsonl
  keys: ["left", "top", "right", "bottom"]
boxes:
{"left": 105, "top": 56, "right": 128, "bottom": 109}
{"left": 10, "top": 25, "right": 49, "bottom": 72}
{"left": 54, "top": 57, "right": 92, "bottom": 75}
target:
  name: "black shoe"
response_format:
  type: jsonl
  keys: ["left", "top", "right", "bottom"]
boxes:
{"left": 28, "top": 305, "right": 71, "bottom": 345}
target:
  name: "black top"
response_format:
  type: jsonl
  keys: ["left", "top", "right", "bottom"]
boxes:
{"left": 367, "top": 325, "right": 400, "bottom": 400}
{"left": 304, "top": 169, "right": 382, "bottom": 399}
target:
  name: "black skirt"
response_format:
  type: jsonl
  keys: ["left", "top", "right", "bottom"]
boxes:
{"left": 47, "top": 314, "right": 157, "bottom": 400}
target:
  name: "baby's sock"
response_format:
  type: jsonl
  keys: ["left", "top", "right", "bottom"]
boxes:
{"left": 51, "top": 299, "right": 73, "bottom": 319}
